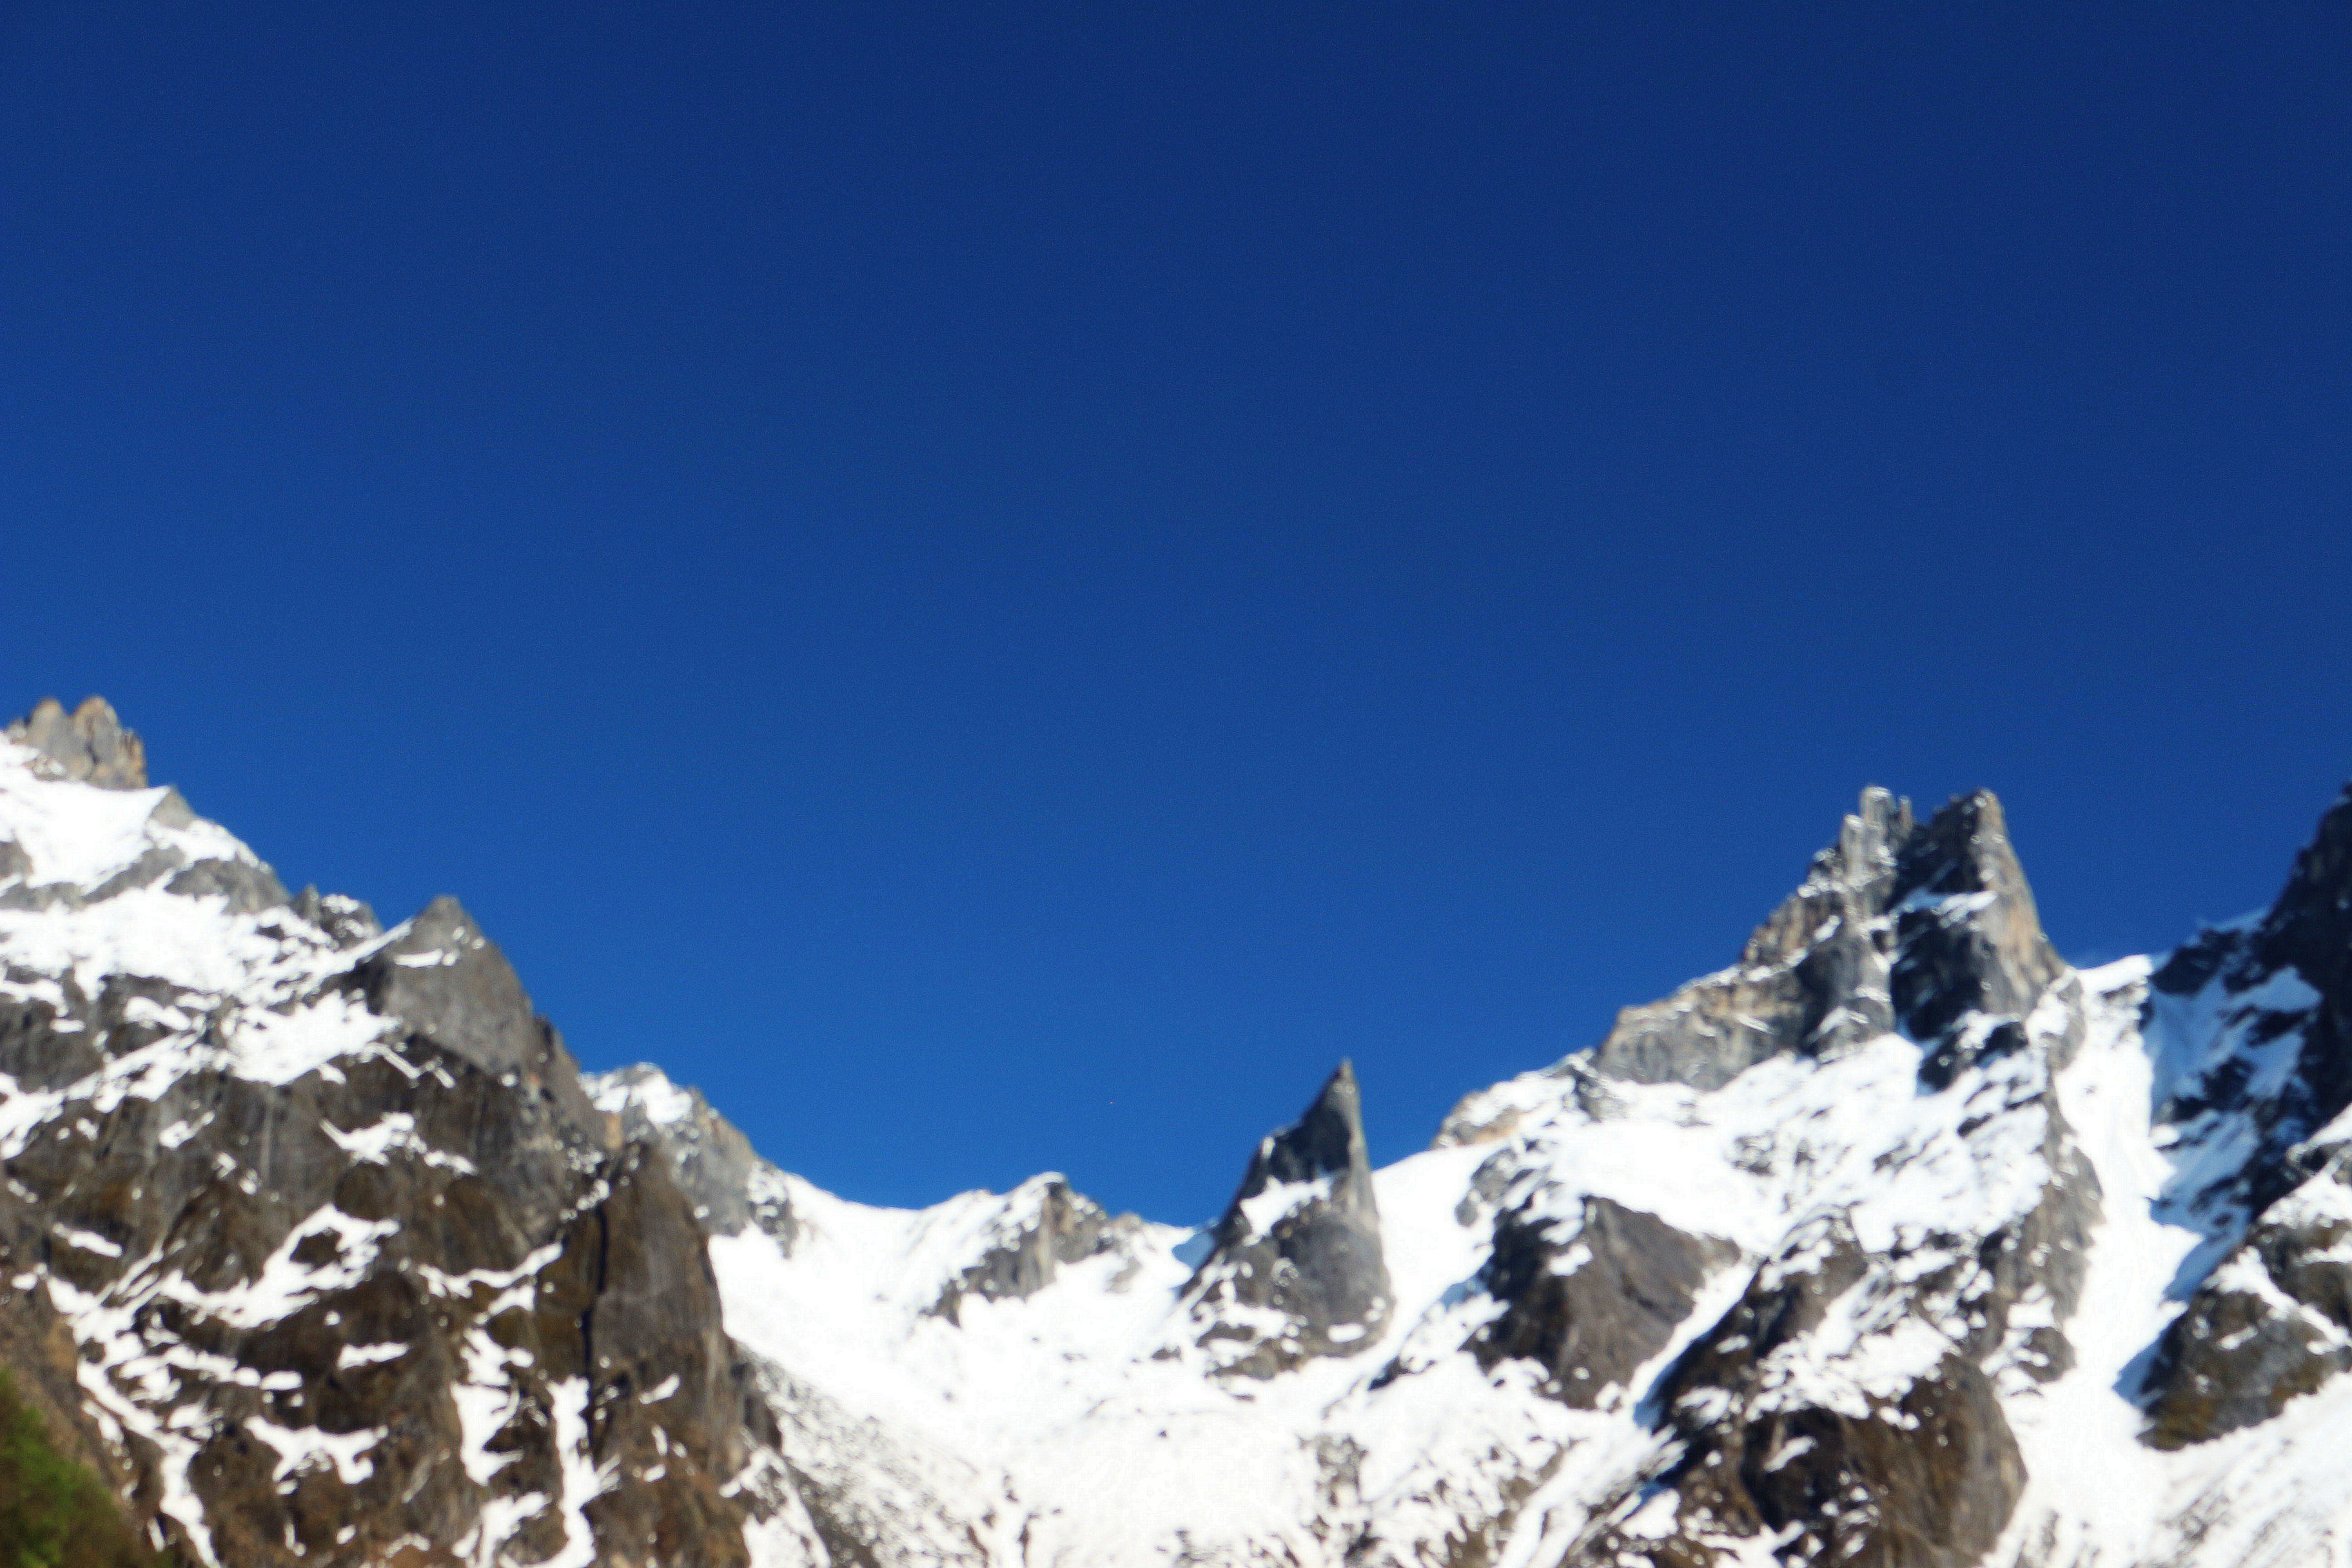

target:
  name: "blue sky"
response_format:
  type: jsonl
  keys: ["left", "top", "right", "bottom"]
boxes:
{"left": 4, "top": 4, "right": 2347, "bottom": 1221}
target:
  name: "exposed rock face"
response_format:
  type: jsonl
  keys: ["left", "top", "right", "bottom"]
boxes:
{"left": 2143, "top": 1152, "right": 2352, "bottom": 1447}
{"left": 1889, "top": 793, "right": 2066, "bottom": 1064}
{"left": 294, "top": 885, "right": 383, "bottom": 948}
{"left": 2139, "top": 785, "right": 2352, "bottom": 1447}
{"left": 1583, "top": 788, "right": 1916, "bottom": 1090}
{"left": 352, "top": 898, "right": 590, "bottom": 1091}
{"left": 0, "top": 1230, "right": 138, "bottom": 1504}
{"left": 0, "top": 708, "right": 815, "bottom": 1567}
{"left": 930, "top": 1178, "right": 1122, "bottom": 1323}
{"left": 0, "top": 901, "right": 787, "bottom": 1566}
{"left": 1471, "top": 1196, "right": 1736, "bottom": 1409}
{"left": 592, "top": 1065, "right": 798, "bottom": 1248}
{"left": 1185, "top": 1060, "right": 1391, "bottom": 1376}
{"left": 1582, "top": 1098, "right": 2100, "bottom": 1568}
{"left": 7, "top": 696, "right": 147, "bottom": 789}
{"left": 1568, "top": 1213, "right": 1997, "bottom": 1568}
{"left": 1580, "top": 788, "right": 2071, "bottom": 1097}
{"left": 2153, "top": 784, "right": 2352, "bottom": 1202}
{"left": 1430, "top": 788, "right": 2100, "bottom": 1568}
{"left": 2248, "top": 785, "right": 2352, "bottom": 1023}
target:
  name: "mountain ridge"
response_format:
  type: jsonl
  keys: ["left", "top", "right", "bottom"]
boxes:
{"left": 2, "top": 696, "right": 2348, "bottom": 1566}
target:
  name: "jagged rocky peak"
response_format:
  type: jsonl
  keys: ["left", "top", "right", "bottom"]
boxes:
{"left": 930, "top": 1174, "right": 1129, "bottom": 1322}
{"left": 0, "top": 696, "right": 291, "bottom": 917}
{"left": 336, "top": 893, "right": 613, "bottom": 1185}
{"left": 2150, "top": 781, "right": 2352, "bottom": 1049}
{"left": 6, "top": 694, "right": 147, "bottom": 789}
{"left": 2260, "top": 783, "right": 2352, "bottom": 1142}
{"left": 357, "top": 895, "right": 596, "bottom": 1126}
{"left": 1427, "top": 784, "right": 2102, "bottom": 1567}
{"left": 17, "top": 699, "right": 2352, "bottom": 1567}
{"left": 1184, "top": 1059, "right": 1391, "bottom": 1376}
{"left": 2153, "top": 782, "right": 2352, "bottom": 1118}
{"left": 2142, "top": 783, "right": 2352, "bottom": 1207}
{"left": 293, "top": 882, "right": 382, "bottom": 947}
{"left": 1887, "top": 788, "right": 2070, "bottom": 1082}
{"left": 590, "top": 1064, "right": 799, "bottom": 1248}
{"left": 0, "top": 717, "right": 815, "bottom": 1567}
{"left": 1579, "top": 784, "right": 2068, "bottom": 1093}
{"left": 2136, "top": 782, "right": 2352, "bottom": 1447}
{"left": 2249, "top": 781, "right": 2352, "bottom": 990}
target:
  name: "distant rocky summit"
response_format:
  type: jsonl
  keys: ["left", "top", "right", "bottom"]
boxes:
{"left": 1183, "top": 1060, "right": 1392, "bottom": 1377}
{"left": 7, "top": 695, "right": 148, "bottom": 789}
{"left": 0, "top": 695, "right": 2348, "bottom": 1566}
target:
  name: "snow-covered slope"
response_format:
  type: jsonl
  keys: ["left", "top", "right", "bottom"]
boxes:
{"left": 4, "top": 696, "right": 2351, "bottom": 1568}
{"left": 0, "top": 700, "right": 822, "bottom": 1568}
{"left": 591, "top": 783, "right": 2352, "bottom": 1568}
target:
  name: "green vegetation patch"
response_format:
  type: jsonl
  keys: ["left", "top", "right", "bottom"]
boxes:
{"left": 0, "top": 1368, "right": 163, "bottom": 1568}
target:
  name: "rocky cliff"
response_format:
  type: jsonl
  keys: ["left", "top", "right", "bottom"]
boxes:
{"left": 1183, "top": 1060, "right": 1393, "bottom": 1377}
{"left": 0, "top": 701, "right": 822, "bottom": 1567}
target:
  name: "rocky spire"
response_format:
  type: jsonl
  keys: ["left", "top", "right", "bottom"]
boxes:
{"left": 6, "top": 696, "right": 147, "bottom": 789}
{"left": 1581, "top": 786, "right": 2068, "bottom": 1092}
{"left": 1886, "top": 788, "right": 2065, "bottom": 1051}
{"left": 1183, "top": 1060, "right": 1391, "bottom": 1377}
{"left": 2270, "top": 788, "right": 2352, "bottom": 1156}
{"left": 354, "top": 895, "right": 603, "bottom": 1145}
{"left": 2140, "top": 783, "right": 2352, "bottom": 1446}
{"left": 1226, "top": 1059, "right": 1380, "bottom": 1206}
{"left": 2250, "top": 783, "right": 2352, "bottom": 1052}
{"left": 2145, "top": 780, "right": 2352, "bottom": 1202}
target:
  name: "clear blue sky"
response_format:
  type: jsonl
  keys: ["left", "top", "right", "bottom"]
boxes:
{"left": 4, "top": 4, "right": 2347, "bottom": 1222}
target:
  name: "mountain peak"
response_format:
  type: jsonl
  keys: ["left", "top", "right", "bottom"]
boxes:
{"left": 1183, "top": 1059, "right": 1390, "bottom": 1376}
{"left": 589, "top": 1064, "right": 800, "bottom": 1247}
{"left": 1832, "top": 782, "right": 1915, "bottom": 884}
{"left": 1253, "top": 1058, "right": 1371, "bottom": 1190}
{"left": 6, "top": 695, "right": 147, "bottom": 789}
{"left": 1571, "top": 784, "right": 2066, "bottom": 1093}
{"left": 2251, "top": 781, "right": 2352, "bottom": 999}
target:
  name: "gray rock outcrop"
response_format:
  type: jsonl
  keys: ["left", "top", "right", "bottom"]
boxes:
{"left": 15, "top": 703, "right": 2352, "bottom": 1568}
{"left": 1184, "top": 1060, "right": 1392, "bottom": 1377}
{"left": 593, "top": 1064, "right": 798, "bottom": 1248}
{"left": 0, "top": 939, "right": 784, "bottom": 1566}
{"left": 0, "top": 724, "right": 808, "bottom": 1567}
{"left": 7, "top": 695, "right": 148, "bottom": 788}
{"left": 1471, "top": 1196, "right": 1736, "bottom": 1409}
{"left": 1470, "top": 788, "right": 2103, "bottom": 1567}
{"left": 2141, "top": 784, "right": 2352, "bottom": 1447}
{"left": 1572, "top": 1206, "right": 2052, "bottom": 1568}
{"left": 2144, "top": 1153, "right": 2352, "bottom": 1447}
{"left": 931, "top": 1178, "right": 1124, "bottom": 1323}
{"left": 1583, "top": 787, "right": 2070, "bottom": 1094}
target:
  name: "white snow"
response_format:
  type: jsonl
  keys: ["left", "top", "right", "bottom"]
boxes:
{"left": 246, "top": 1415, "right": 384, "bottom": 1485}
{"left": 0, "top": 752, "right": 250, "bottom": 891}
{"left": 591, "top": 1067, "right": 698, "bottom": 1127}
{"left": 1236, "top": 1171, "right": 1333, "bottom": 1235}
{"left": 541, "top": 1377, "right": 617, "bottom": 1568}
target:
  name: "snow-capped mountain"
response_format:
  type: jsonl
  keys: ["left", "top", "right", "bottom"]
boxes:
{"left": 3, "top": 696, "right": 2349, "bottom": 1567}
